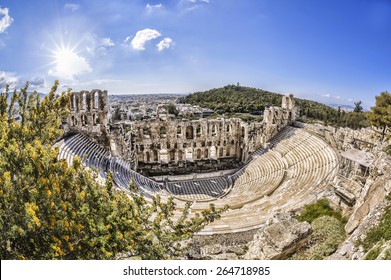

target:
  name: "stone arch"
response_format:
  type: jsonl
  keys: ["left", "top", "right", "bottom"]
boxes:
{"left": 196, "top": 149, "right": 201, "bottom": 159}
{"left": 219, "top": 147, "right": 223, "bottom": 157}
{"left": 160, "top": 126, "right": 167, "bottom": 138}
{"left": 178, "top": 150, "right": 183, "bottom": 161}
{"left": 230, "top": 139, "right": 235, "bottom": 145}
{"left": 146, "top": 151, "right": 150, "bottom": 162}
{"left": 177, "top": 126, "right": 182, "bottom": 138}
{"left": 160, "top": 149, "right": 168, "bottom": 163}
{"left": 210, "top": 146, "right": 217, "bottom": 160}
{"left": 204, "top": 149, "right": 209, "bottom": 159}
{"left": 94, "top": 91, "right": 99, "bottom": 109}
{"left": 226, "top": 147, "right": 230, "bottom": 157}
{"left": 81, "top": 93, "right": 86, "bottom": 110}
{"left": 211, "top": 124, "right": 217, "bottom": 136}
{"left": 169, "top": 150, "right": 175, "bottom": 162}
{"left": 196, "top": 124, "right": 202, "bottom": 137}
{"left": 81, "top": 115, "right": 88, "bottom": 126}
{"left": 153, "top": 150, "right": 158, "bottom": 162}
{"left": 185, "top": 148, "right": 193, "bottom": 161}
{"left": 71, "top": 116, "right": 77, "bottom": 126}
{"left": 186, "top": 125, "right": 194, "bottom": 139}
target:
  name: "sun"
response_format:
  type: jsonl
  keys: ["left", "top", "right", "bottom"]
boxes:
{"left": 48, "top": 45, "right": 92, "bottom": 80}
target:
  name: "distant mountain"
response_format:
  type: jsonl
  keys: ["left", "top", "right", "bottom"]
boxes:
{"left": 326, "top": 103, "right": 355, "bottom": 112}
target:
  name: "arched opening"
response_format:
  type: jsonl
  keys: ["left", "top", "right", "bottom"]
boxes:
{"left": 231, "top": 139, "right": 235, "bottom": 145}
{"left": 178, "top": 150, "right": 183, "bottom": 161}
{"left": 196, "top": 149, "right": 201, "bottom": 159}
{"left": 81, "top": 93, "right": 86, "bottom": 110}
{"left": 81, "top": 115, "right": 88, "bottom": 126}
{"left": 226, "top": 147, "right": 230, "bottom": 157}
{"left": 153, "top": 150, "right": 158, "bottom": 162}
{"left": 94, "top": 92, "right": 99, "bottom": 109}
{"left": 160, "top": 126, "right": 166, "bottom": 138}
{"left": 160, "top": 149, "right": 168, "bottom": 164}
{"left": 146, "top": 151, "right": 150, "bottom": 162}
{"left": 170, "top": 150, "right": 175, "bottom": 162}
{"left": 211, "top": 124, "right": 217, "bottom": 136}
{"left": 143, "top": 127, "right": 151, "bottom": 138}
{"left": 185, "top": 148, "right": 193, "bottom": 161}
{"left": 210, "top": 146, "right": 217, "bottom": 160}
{"left": 176, "top": 126, "right": 182, "bottom": 138}
{"left": 196, "top": 124, "right": 202, "bottom": 137}
{"left": 186, "top": 125, "right": 194, "bottom": 139}
{"left": 204, "top": 149, "right": 208, "bottom": 159}
{"left": 219, "top": 147, "right": 223, "bottom": 157}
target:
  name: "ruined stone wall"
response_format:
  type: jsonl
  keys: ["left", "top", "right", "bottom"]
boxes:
{"left": 65, "top": 90, "right": 110, "bottom": 147}
{"left": 65, "top": 91, "right": 296, "bottom": 175}
{"left": 129, "top": 117, "right": 245, "bottom": 175}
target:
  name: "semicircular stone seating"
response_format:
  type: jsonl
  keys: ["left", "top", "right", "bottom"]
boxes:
{"left": 57, "top": 126, "right": 339, "bottom": 235}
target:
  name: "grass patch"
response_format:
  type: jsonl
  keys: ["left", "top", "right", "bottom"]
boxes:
{"left": 361, "top": 195, "right": 391, "bottom": 253}
{"left": 290, "top": 216, "right": 346, "bottom": 260}
{"left": 297, "top": 198, "right": 346, "bottom": 224}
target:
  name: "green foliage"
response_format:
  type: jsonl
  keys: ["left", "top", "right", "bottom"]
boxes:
{"left": 297, "top": 198, "right": 346, "bottom": 224}
{"left": 290, "top": 216, "right": 346, "bottom": 260}
{"left": 0, "top": 82, "right": 226, "bottom": 260}
{"left": 182, "top": 84, "right": 369, "bottom": 129}
{"left": 368, "top": 91, "right": 391, "bottom": 140}
{"left": 361, "top": 197, "right": 391, "bottom": 253}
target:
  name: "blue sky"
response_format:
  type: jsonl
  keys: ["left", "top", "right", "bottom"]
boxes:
{"left": 0, "top": 0, "right": 390, "bottom": 108}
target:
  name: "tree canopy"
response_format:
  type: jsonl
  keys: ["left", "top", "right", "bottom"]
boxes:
{"left": 368, "top": 91, "right": 391, "bottom": 140}
{"left": 182, "top": 84, "right": 370, "bottom": 129}
{"left": 0, "top": 81, "right": 226, "bottom": 259}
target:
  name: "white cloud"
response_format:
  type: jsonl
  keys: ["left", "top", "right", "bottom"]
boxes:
{"left": 0, "top": 71, "right": 18, "bottom": 89}
{"left": 321, "top": 94, "right": 331, "bottom": 98}
{"left": 157, "top": 37, "right": 173, "bottom": 51}
{"left": 64, "top": 3, "right": 80, "bottom": 12}
{"left": 101, "top": 37, "right": 114, "bottom": 47}
{"left": 0, "top": 7, "right": 13, "bottom": 33}
{"left": 145, "top": 3, "right": 163, "bottom": 14}
{"left": 131, "top": 29, "right": 161, "bottom": 50}
{"left": 49, "top": 49, "right": 92, "bottom": 80}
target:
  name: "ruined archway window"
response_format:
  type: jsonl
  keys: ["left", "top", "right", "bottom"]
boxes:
{"left": 146, "top": 151, "right": 150, "bottom": 162}
{"left": 170, "top": 150, "right": 175, "bottom": 161}
{"left": 81, "top": 115, "right": 88, "bottom": 126}
{"left": 226, "top": 147, "right": 230, "bottom": 157}
{"left": 231, "top": 139, "right": 235, "bottom": 145}
{"left": 95, "top": 115, "right": 100, "bottom": 125}
{"left": 153, "top": 150, "right": 158, "bottom": 162}
{"left": 178, "top": 150, "right": 183, "bottom": 161}
{"left": 82, "top": 93, "right": 86, "bottom": 110}
{"left": 204, "top": 149, "right": 208, "bottom": 158}
{"left": 211, "top": 124, "right": 217, "bottom": 136}
{"left": 143, "top": 127, "right": 151, "bottom": 138}
{"left": 219, "top": 147, "right": 223, "bottom": 157}
{"left": 196, "top": 149, "right": 201, "bottom": 159}
{"left": 196, "top": 124, "right": 202, "bottom": 137}
{"left": 160, "top": 126, "right": 166, "bottom": 138}
{"left": 186, "top": 125, "right": 194, "bottom": 139}
{"left": 71, "top": 116, "right": 76, "bottom": 126}
{"left": 226, "top": 125, "right": 230, "bottom": 132}
{"left": 210, "top": 146, "right": 217, "bottom": 160}
{"left": 94, "top": 92, "right": 99, "bottom": 109}
{"left": 241, "top": 127, "right": 245, "bottom": 137}
{"left": 73, "top": 95, "right": 78, "bottom": 111}
{"left": 177, "top": 126, "right": 182, "bottom": 138}
{"left": 160, "top": 149, "right": 168, "bottom": 164}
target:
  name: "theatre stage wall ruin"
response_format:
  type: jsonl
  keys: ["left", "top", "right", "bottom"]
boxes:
{"left": 64, "top": 90, "right": 296, "bottom": 176}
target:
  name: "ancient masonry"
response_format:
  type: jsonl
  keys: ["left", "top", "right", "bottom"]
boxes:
{"left": 65, "top": 90, "right": 296, "bottom": 176}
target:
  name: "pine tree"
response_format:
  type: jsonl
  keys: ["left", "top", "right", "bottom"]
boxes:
{"left": 0, "top": 81, "right": 226, "bottom": 259}
{"left": 368, "top": 92, "right": 391, "bottom": 141}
